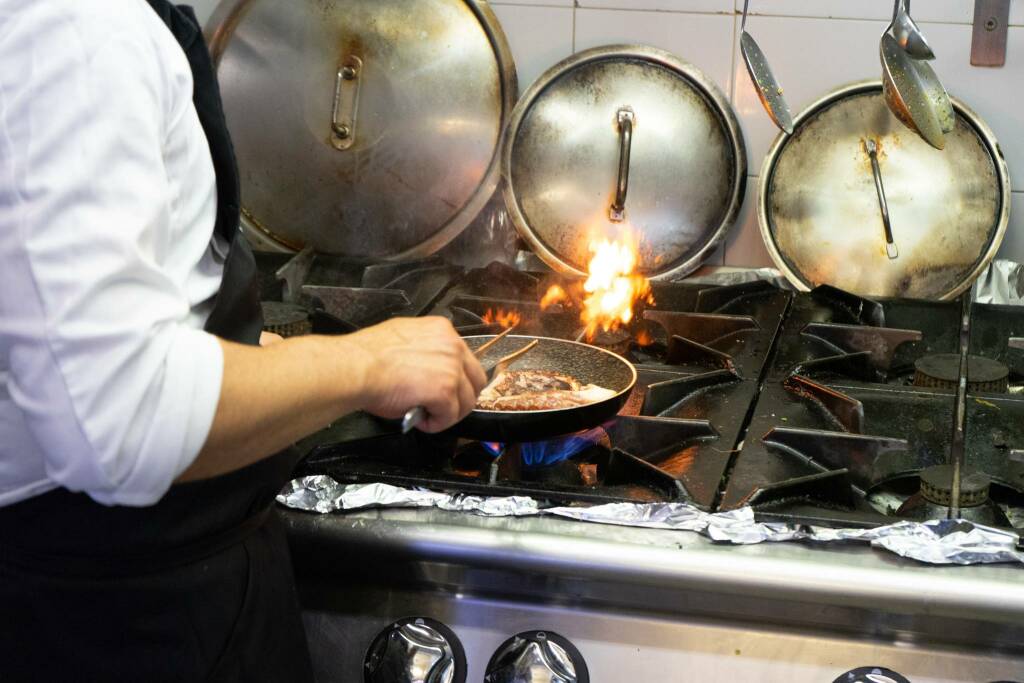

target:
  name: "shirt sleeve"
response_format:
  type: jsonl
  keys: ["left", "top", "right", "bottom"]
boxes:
{"left": 0, "top": 8, "right": 224, "bottom": 505}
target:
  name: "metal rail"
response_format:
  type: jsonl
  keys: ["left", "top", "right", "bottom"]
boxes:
{"left": 948, "top": 291, "right": 972, "bottom": 518}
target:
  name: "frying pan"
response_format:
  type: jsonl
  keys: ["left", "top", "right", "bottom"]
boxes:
{"left": 449, "top": 335, "right": 637, "bottom": 443}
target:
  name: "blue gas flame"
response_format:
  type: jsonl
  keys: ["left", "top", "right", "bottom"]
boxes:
{"left": 484, "top": 428, "right": 606, "bottom": 468}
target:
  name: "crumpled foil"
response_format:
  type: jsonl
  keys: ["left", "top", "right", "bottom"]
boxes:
{"left": 278, "top": 478, "right": 1024, "bottom": 566}
{"left": 974, "top": 259, "right": 1024, "bottom": 305}
{"left": 276, "top": 478, "right": 540, "bottom": 517}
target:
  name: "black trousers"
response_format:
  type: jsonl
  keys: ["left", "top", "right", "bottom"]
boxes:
{"left": 0, "top": 452, "right": 314, "bottom": 683}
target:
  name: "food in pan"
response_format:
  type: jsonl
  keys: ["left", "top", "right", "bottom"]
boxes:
{"left": 476, "top": 370, "right": 616, "bottom": 411}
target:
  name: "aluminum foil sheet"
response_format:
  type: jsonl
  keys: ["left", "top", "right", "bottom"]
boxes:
{"left": 974, "top": 259, "right": 1024, "bottom": 305}
{"left": 278, "top": 478, "right": 1024, "bottom": 566}
{"left": 277, "top": 478, "right": 540, "bottom": 516}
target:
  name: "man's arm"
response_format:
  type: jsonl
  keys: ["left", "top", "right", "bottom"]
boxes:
{"left": 0, "top": 6, "right": 484, "bottom": 503}
{"left": 178, "top": 317, "right": 486, "bottom": 482}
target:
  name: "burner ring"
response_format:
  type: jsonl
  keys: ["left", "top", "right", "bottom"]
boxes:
{"left": 919, "top": 464, "right": 990, "bottom": 507}
{"left": 912, "top": 354, "right": 1008, "bottom": 392}
{"left": 261, "top": 301, "right": 312, "bottom": 338}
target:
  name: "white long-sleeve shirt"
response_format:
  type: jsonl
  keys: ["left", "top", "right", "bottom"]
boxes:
{"left": 0, "top": 0, "right": 227, "bottom": 507}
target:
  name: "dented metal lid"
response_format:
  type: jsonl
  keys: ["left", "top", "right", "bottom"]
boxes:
{"left": 502, "top": 45, "right": 746, "bottom": 281}
{"left": 205, "top": 0, "right": 516, "bottom": 258}
{"left": 759, "top": 81, "right": 1011, "bottom": 301}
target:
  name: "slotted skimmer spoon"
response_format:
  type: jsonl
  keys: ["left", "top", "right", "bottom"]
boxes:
{"left": 739, "top": 0, "right": 793, "bottom": 135}
{"left": 880, "top": 32, "right": 954, "bottom": 149}
{"left": 880, "top": 0, "right": 954, "bottom": 149}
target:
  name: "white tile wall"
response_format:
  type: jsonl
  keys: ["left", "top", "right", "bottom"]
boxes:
{"left": 725, "top": 179, "right": 771, "bottom": 268}
{"left": 495, "top": 0, "right": 574, "bottom": 6}
{"left": 735, "top": 0, "right": 1024, "bottom": 25}
{"left": 491, "top": 4, "right": 574, "bottom": 90}
{"left": 195, "top": 0, "right": 1024, "bottom": 269}
{"left": 190, "top": 0, "right": 218, "bottom": 26}
{"left": 574, "top": 8, "right": 735, "bottom": 95}
{"left": 580, "top": 0, "right": 731, "bottom": 12}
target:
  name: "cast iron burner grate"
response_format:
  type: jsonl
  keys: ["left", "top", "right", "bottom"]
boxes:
{"left": 299, "top": 416, "right": 718, "bottom": 506}
{"left": 258, "top": 254, "right": 1024, "bottom": 529}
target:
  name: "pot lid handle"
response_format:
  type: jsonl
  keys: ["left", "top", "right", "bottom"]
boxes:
{"left": 330, "top": 56, "right": 363, "bottom": 151}
{"left": 865, "top": 139, "right": 899, "bottom": 260}
{"left": 609, "top": 107, "right": 635, "bottom": 222}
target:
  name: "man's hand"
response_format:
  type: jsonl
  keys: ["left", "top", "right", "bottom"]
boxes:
{"left": 342, "top": 317, "right": 487, "bottom": 433}
{"left": 182, "top": 317, "right": 487, "bottom": 482}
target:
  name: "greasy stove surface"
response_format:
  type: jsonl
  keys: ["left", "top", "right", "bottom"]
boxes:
{"left": 263, "top": 255, "right": 1024, "bottom": 530}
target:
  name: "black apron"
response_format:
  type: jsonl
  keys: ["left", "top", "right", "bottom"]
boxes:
{"left": 0, "top": 3, "right": 313, "bottom": 681}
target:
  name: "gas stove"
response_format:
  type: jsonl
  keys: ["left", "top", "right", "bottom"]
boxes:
{"left": 258, "top": 253, "right": 1024, "bottom": 683}
{"left": 271, "top": 255, "right": 1024, "bottom": 533}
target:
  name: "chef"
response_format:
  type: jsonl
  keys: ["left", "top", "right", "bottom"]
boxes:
{"left": 0, "top": 1, "right": 487, "bottom": 680}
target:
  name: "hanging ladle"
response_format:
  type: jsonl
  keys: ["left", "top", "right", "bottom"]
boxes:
{"left": 866, "top": 139, "right": 898, "bottom": 260}
{"left": 740, "top": 0, "right": 793, "bottom": 135}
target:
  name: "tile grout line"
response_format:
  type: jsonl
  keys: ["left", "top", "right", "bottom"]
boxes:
{"left": 490, "top": 2, "right": 578, "bottom": 7}
{"left": 572, "top": 0, "right": 577, "bottom": 52}
{"left": 489, "top": 4, "right": 1021, "bottom": 28}
{"left": 728, "top": 10, "right": 737, "bottom": 105}
{"left": 723, "top": 9, "right": 738, "bottom": 267}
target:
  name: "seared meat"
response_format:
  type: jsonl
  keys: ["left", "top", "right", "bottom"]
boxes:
{"left": 476, "top": 370, "right": 615, "bottom": 411}
{"left": 481, "top": 370, "right": 580, "bottom": 397}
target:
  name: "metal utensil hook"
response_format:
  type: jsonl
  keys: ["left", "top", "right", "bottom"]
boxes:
{"left": 892, "top": 0, "right": 904, "bottom": 24}
{"left": 890, "top": 0, "right": 935, "bottom": 60}
{"left": 609, "top": 107, "right": 635, "bottom": 222}
{"left": 866, "top": 139, "right": 898, "bottom": 260}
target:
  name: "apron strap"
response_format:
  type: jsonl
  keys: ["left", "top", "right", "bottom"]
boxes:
{"left": 151, "top": 1, "right": 264, "bottom": 345}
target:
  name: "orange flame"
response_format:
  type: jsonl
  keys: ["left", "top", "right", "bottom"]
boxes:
{"left": 540, "top": 284, "right": 568, "bottom": 310}
{"left": 635, "top": 328, "right": 654, "bottom": 347}
{"left": 482, "top": 308, "right": 522, "bottom": 329}
{"left": 580, "top": 236, "right": 653, "bottom": 339}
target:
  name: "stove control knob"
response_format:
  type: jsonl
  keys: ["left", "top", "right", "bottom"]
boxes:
{"left": 833, "top": 667, "right": 910, "bottom": 683}
{"left": 484, "top": 631, "right": 589, "bottom": 683}
{"left": 364, "top": 617, "right": 466, "bottom": 683}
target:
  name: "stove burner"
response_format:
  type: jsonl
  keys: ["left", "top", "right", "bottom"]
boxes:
{"left": 578, "top": 328, "right": 632, "bottom": 356}
{"left": 919, "top": 464, "right": 991, "bottom": 507}
{"left": 912, "top": 354, "right": 1009, "bottom": 392}
{"left": 261, "top": 301, "right": 312, "bottom": 337}
{"left": 521, "top": 428, "right": 610, "bottom": 469}
{"left": 485, "top": 428, "right": 611, "bottom": 470}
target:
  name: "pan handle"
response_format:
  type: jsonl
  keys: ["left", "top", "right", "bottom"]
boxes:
{"left": 866, "top": 139, "right": 898, "bottom": 260}
{"left": 609, "top": 107, "right": 635, "bottom": 222}
{"left": 330, "top": 56, "right": 363, "bottom": 151}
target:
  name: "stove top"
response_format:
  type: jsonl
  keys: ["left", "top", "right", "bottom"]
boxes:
{"left": 259, "top": 253, "right": 1024, "bottom": 531}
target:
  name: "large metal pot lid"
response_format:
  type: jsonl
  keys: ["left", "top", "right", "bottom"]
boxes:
{"left": 205, "top": 0, "right": 517, "bottom": 258}
{"left": 502, "top": 45, "right": 746, "bottom": 281}
{"left": 759, "top": 81, "right": 1011, "bottom": 301}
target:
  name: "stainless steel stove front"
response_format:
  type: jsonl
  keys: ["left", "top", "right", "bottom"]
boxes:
{"left": 301, "top": 588, "right": 1024, "bottom": 682}
{"left": 287, "top": 509, "right": 1024, "bottom": 683}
